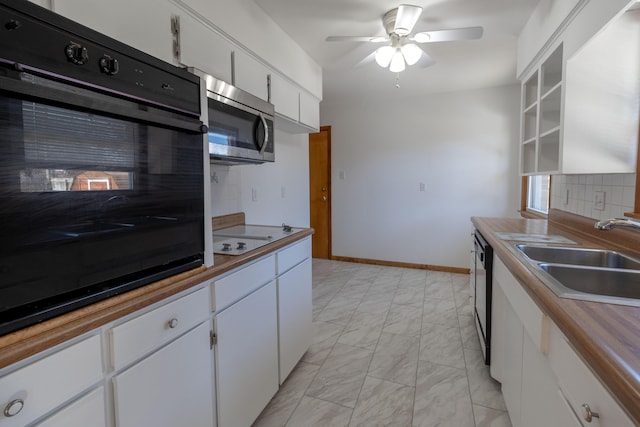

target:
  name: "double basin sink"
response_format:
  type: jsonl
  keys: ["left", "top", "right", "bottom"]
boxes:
{"left": 513, "top": 244, "right": 640, "bottom": 307}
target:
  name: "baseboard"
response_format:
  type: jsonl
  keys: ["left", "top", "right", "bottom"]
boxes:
{"left": 329, "top": 255, "right": 470, "bottom": 275}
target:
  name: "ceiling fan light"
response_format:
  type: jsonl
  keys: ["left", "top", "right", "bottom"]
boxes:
{"left": 375, "top": 46, "right": 394, "bottom": 67}
{"left": 401, "top": 43, "right": 422, "bottom": 65}
{"left": 413, "top": 32, "right": 431, "bottom": 43}
{"left": 389, "top": 50, "right": 406, "bottom": 72}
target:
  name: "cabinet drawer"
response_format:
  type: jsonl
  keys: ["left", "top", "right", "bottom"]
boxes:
{"left": 494, "top": 257, "right": 547, "bottom": 351}
{"left": 0, "top": 334, "right": 102, "bottom": 427}
{"left": 110, "top": 286, "right": 210, "bottom": 370}
{"left": 277, "top": 237, "right": 311, "bottom": 274}
{"left": 35, "top": 387, "right": 105, "bottom": 427}
{"left": 214, "top": 255, "right": 275, "bottom": 311}
{"left": 548, "top": 324, "right": 634, "bottom": 427}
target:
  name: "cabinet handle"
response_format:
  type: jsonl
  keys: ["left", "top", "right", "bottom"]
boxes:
{"left": 582, "top": 403, "right": 600, "bottom": 422}
{"left": 167, "top": 318, "right": 179, "bottom": 329}
{"left": 4, "top": 398, "right": 24, "bottom": 417}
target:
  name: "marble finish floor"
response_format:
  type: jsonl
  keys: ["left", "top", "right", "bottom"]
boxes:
{"left": 253, "top": 259, "right": 512, "bottom": 427}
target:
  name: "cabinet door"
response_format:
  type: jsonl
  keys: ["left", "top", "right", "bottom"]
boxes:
{"left": 489, "top": 277, "right": 505, "bottom": 382}
{"left": 35, "top": 387, "right": 105, "bottom": 427}
{"left": 299, "top": 91, "right": 320, "bottom": 131}
{"left": 216, "top": 281, "right": 278, "bottom": 427}
{"left": 112, "top": 322, "right": 215, "bottom": 427}
{"left": 521, "top": 333, "right": 579, "bottom": 427}
{"left": 278, "top": 258, "right": 312, "bottom": 383}
{"left": 179, "top": 13, "right": 233, "bottom": 83}
{"left": 233, "top": 50, "right": 269, "bottom": 101}
{"left": 270, "top": 73, "right": 299, "bottom": 121}
{"left": 53, "top": 0, "right": 176, "bottom": 63}
{"left": 502, "top": 300, "right": 523, "bottom": 426}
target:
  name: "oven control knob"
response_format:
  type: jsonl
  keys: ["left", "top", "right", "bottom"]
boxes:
{"left": 5, "top": 19, "right": 22, "bottom": 31}
{"left": 65, "top": 43, "right": 88, "bottom": 65}
{"left": 99, "top": 55, "right": 119, "bottom": 75}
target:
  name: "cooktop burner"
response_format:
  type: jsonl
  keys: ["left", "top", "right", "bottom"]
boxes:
{"left": 213, "top": 223, "right": 303, "bottom": 255}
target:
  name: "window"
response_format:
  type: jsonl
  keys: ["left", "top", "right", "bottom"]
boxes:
{"left": 521, "top": 175, "right": 550, "bottom": 217}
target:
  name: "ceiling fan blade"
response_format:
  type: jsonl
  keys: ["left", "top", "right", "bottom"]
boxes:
{"left": 355, "top": 51, "right": 377, "bottom": 68}
{"left": 417, "top": 49, "right": 436, "bottom": 68}
{"left": 394, "top": 5, "right": 423, "bottom": 35}
{"left": 325, "top": 36, "right": 388, "bottom": 43}
{"left": 412, "top": 26, "right": 483, "bottom": 43}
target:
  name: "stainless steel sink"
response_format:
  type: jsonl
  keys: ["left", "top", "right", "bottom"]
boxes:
{"left": 510, "top": 244, "right": 640, "bottom": 307}
{"left": 515, "top": 244, "right": 640, "bottom": 270}
{"left": 539, "top": 264, "right": 640, "bottom": 302}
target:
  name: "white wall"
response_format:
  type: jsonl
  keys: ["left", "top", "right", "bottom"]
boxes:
{"left": 321, "top": 85, "right": 521, "bottom": 269}
{"left": 210, "top": 130, "right": 310, "bottom": 228}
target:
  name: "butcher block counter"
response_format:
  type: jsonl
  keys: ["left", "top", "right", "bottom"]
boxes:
{"left": 0, "top": 217, "right": 312, "bottom": 371}
{"left": 473, "top": 212, "right": 640, "bottom": 424}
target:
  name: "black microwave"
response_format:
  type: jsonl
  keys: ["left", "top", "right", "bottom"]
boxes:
{"left": 201, "top": 73, "right": 275, "bottom": 165}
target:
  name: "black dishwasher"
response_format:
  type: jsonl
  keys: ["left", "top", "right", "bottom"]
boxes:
{"left": 473, "top": 229, "right": 493, "bottom": 365}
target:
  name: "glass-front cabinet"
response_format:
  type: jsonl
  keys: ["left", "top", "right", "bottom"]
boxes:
{"left": 521, "top": 44, "right": 563, "bottom": 175}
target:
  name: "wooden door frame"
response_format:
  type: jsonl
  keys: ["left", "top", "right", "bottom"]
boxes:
{"left": 309, "top": 125, "right": 332, "bottom": 258}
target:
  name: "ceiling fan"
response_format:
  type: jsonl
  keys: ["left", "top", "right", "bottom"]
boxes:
{"left": 326, "top": 4, "right": 483, "bottom": 73}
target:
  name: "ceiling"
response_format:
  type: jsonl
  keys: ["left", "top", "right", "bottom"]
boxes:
{"left": 253, "top": 0, "right": 541, "bottom": 103}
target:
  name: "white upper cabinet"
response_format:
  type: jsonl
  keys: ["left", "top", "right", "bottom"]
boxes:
{"left": 178, "top": 12, "right": 233, "bottom": 83}
{"left": 518, "top": 1, "right": 640, "bottom": 175}
{"left": 561, "top": 8, "right": 640, "bottom": 174}
{"left": 271, "top": 74, "right": 321, "bottom": 133}
{"left": 299, "top": 88, "right": 321, "bottom": 132}
{"left": 53, "top": 0, "right": 176, "bottom": 64}
{"left": 520, "top": 44, "right": 563, "bottom": 175}
{"left": 270, "top": 73, "right": 299, "bottom": 121}
{"left": 233, "top": 50, "right": 269, "bottom": 101}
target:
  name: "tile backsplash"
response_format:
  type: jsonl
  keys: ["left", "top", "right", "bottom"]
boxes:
{"left": 551, "top": 173, "right": 636, "bottom": 220}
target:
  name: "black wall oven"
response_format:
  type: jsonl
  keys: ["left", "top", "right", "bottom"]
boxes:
{"left": 0, "top": 0, "right": 206, "bottom": 335}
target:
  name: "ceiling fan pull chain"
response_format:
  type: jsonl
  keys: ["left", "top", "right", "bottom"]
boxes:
{"left": 395, "top": 72, "right": 400, "bottom": 88}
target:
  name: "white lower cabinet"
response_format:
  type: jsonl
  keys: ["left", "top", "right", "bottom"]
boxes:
{"left": 35, "top": 387, "right": 105, "bottom": 427}
{"left": 112, "top": 321, "right": 214, "bottom": 427}
{"left": 501, "top": 299, "right": 523, "bottom": 424}
{"left": 547, "top": 323, "right": 635, "bottom": 427}
{"left": 492, "top": 256, "right": 635, "bottom": 427}
{"left": 521, "top": 333, "right": 578, "bottom": 427}
{"left": 277, "top": 257, "right": 312, "bottom": 383}
{"left": 0, "top": 334, "right": 103, "bottom": 427}
{"left": 215, "top": 281, "right": 279, "bottom": 427}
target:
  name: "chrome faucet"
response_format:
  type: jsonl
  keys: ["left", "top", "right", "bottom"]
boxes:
{"left": 594, "top": 217, "right": 640, "bottom": 232}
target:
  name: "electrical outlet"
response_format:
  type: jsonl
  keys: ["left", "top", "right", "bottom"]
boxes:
{"left": 419, "top": 182, "right": 426, "bottom": 192}
{"left": 339, "top": 171, "right": 345, "bottom": 180}
{"left": 281, "top": 186, "right": 286, "bottom": 198}
{"left": 251, "top": 187, "right": 258, "bottom": 202}
{"left": 565, "top": 189, "right": 569, "bottom": 205}
{"left": 594, "top": 191, "right": 605, "bottom": 210}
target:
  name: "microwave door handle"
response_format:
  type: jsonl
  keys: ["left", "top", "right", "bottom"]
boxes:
{"left": 258, "top": 113, "right": 269, "bottom": 154}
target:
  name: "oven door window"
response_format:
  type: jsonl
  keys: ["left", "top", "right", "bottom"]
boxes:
{"left": 18, "top": 100, "right": 136, "bottom": 192}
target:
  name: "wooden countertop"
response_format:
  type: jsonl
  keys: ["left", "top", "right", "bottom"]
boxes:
{"left": 472, "top": 216, "right": 640, "bottom": 424}
{"left": 0, "top": 227, "right": 313, "bottom": 370}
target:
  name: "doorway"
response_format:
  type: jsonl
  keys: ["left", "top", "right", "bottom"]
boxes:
{"left": 308, "top": 126, "right": 331, "bottom": 259}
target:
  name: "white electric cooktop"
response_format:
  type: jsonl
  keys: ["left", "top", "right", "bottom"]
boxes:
{"left": 213, "top": 224, "right": 304, "bottom": 255}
